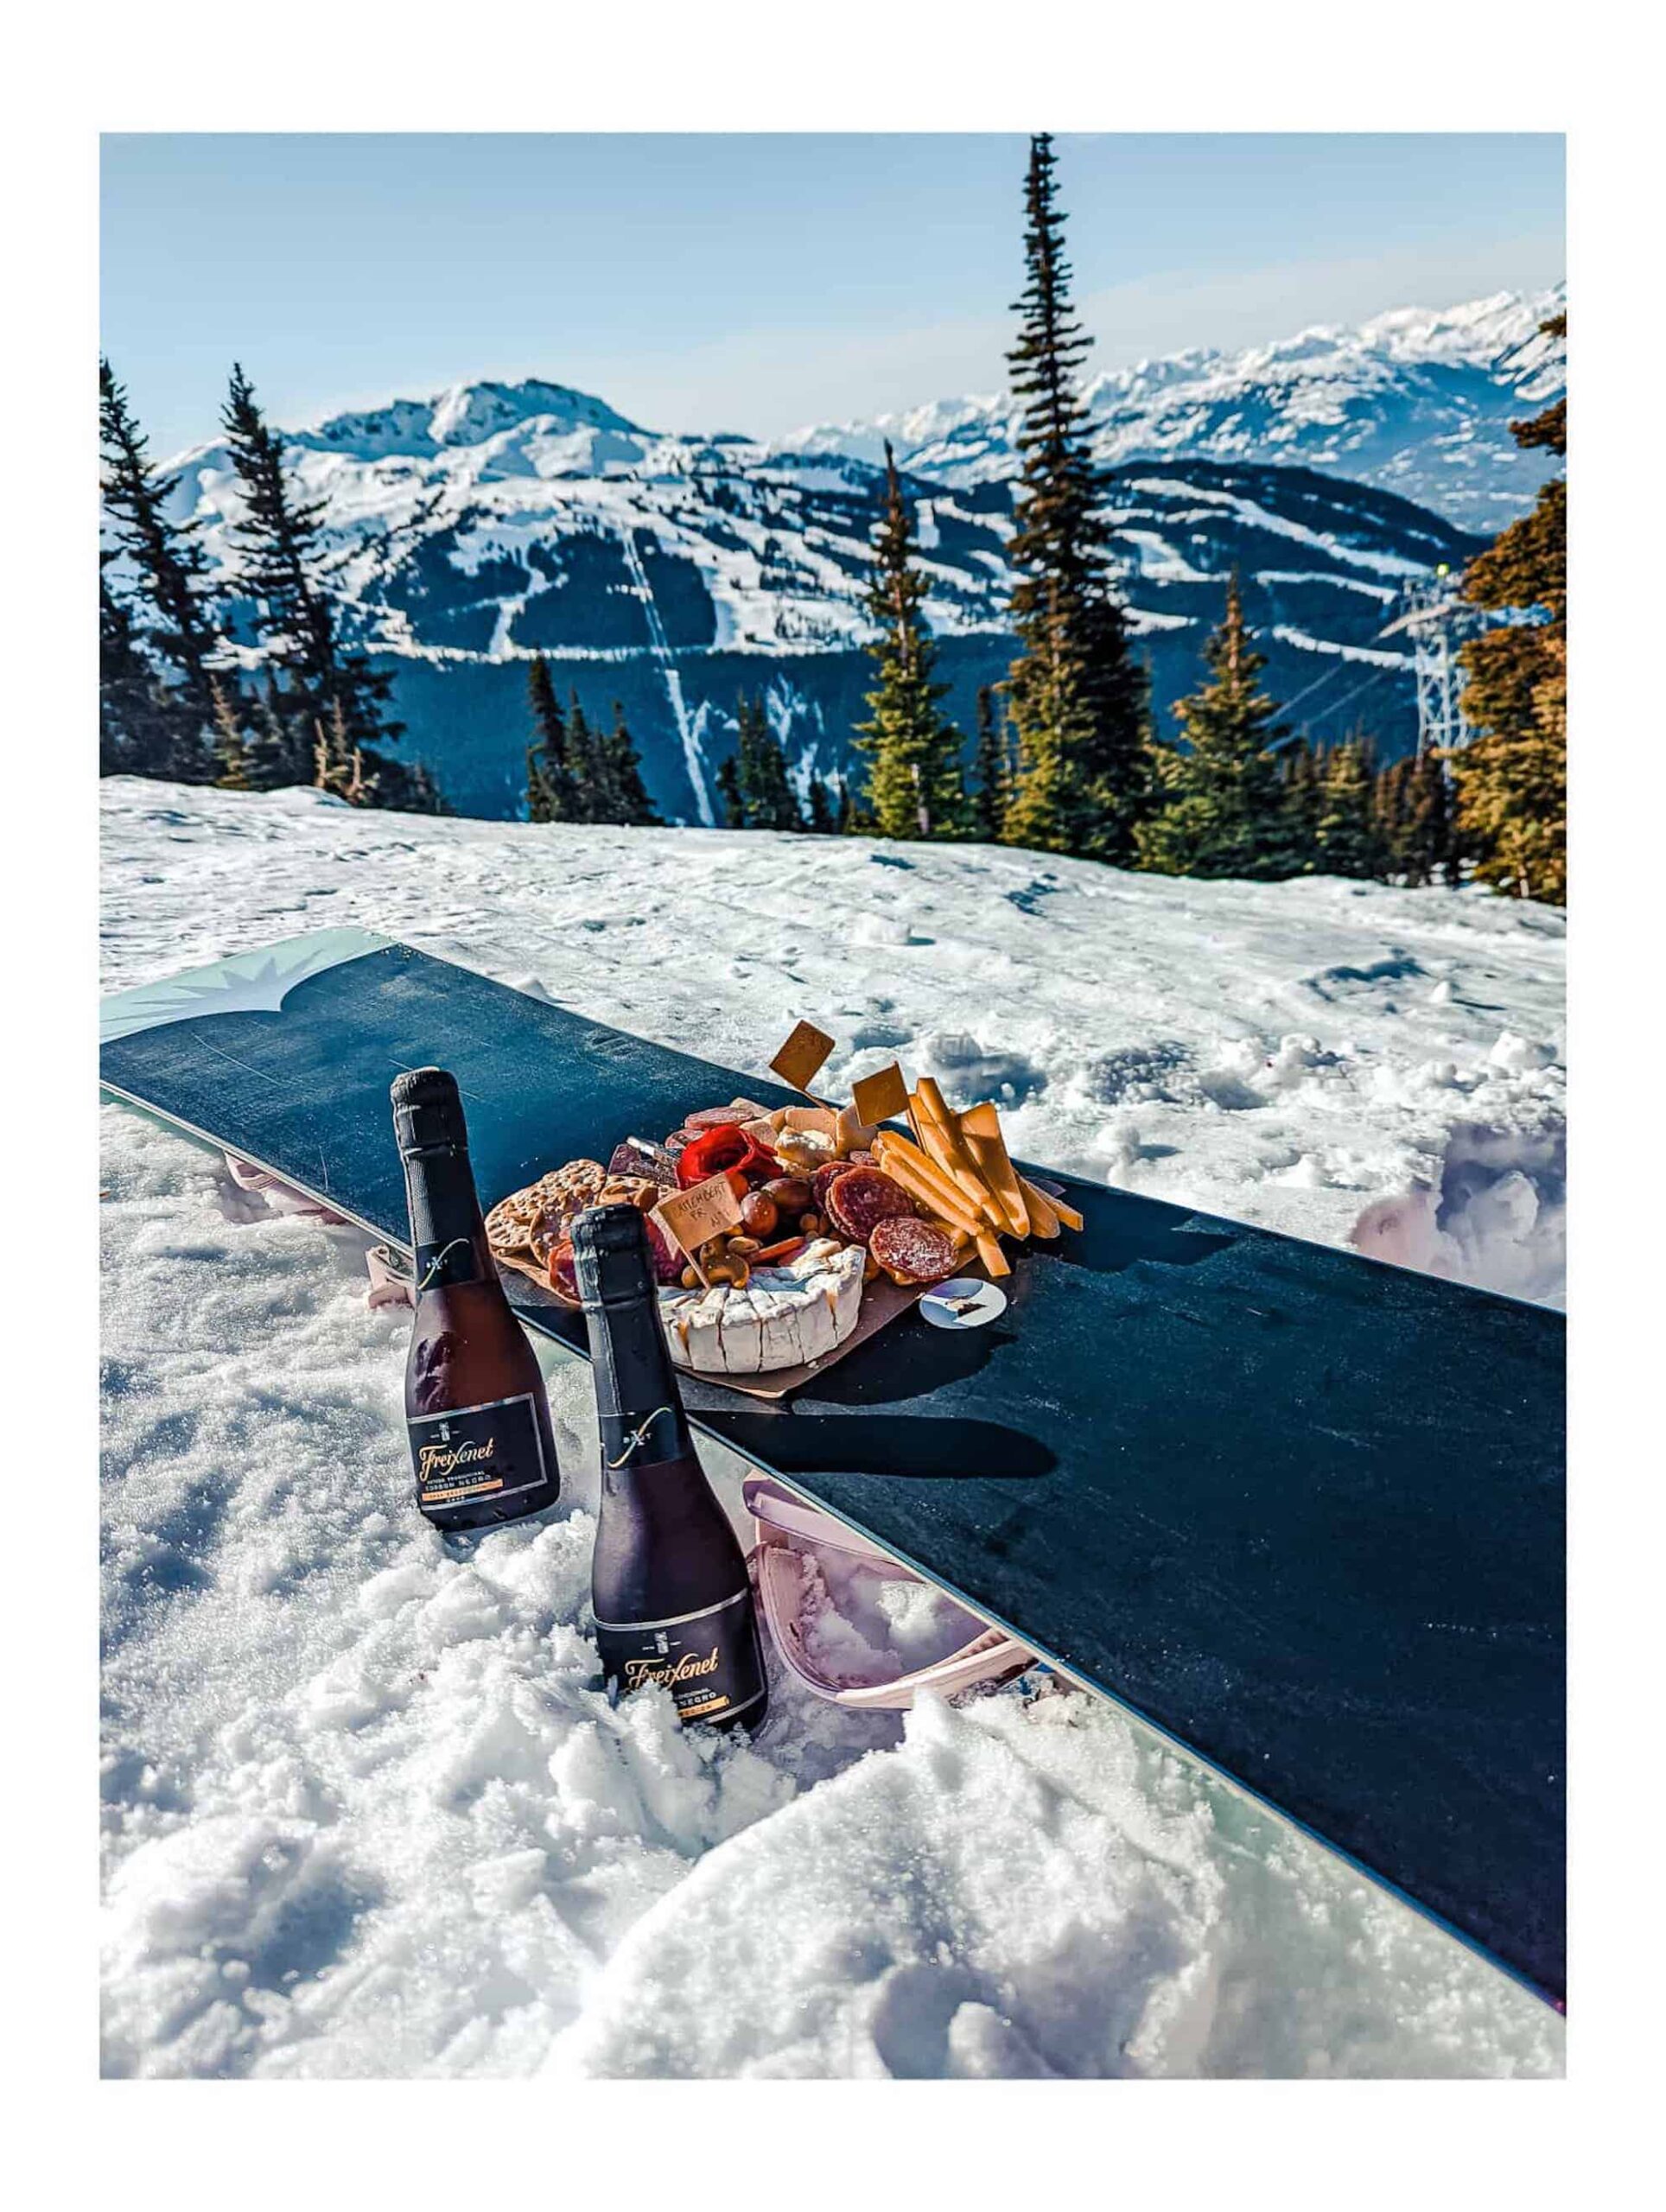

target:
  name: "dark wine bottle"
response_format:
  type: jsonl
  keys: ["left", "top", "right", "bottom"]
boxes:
{"left": 571, "top": 1204, "right": 768, "bottom": 1733}
{"left": 391, "top": 1067, "right": 562, "bottom": 1532}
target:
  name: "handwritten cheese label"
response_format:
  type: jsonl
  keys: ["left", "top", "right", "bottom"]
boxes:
{"left": 652, "top": 1173, "right": 743, "bottom": 1281}
{"left": 768, "top": 1020, "right": 836, "bottom": 1094}
{"left": 851, "top": 1061, "right": 909, "bottom": 1129}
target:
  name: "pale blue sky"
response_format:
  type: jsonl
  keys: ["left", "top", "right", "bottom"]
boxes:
{"left": 101, "top": 133, "right": 1563, "bottom": 460}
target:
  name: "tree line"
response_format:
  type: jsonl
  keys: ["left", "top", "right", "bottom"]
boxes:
{"left": 100, "top": 359, "right": 445, "bottom": 814}
{"left": 827, "top": 135, "right": 1565, "bottom": 901}
{"left": 101, "top": 137, "right": 1565, "bottom": 901}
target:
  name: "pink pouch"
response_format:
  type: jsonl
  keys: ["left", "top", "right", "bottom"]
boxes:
{"left": 745, "top": 1474, "right": 1035, "bottom": 1709}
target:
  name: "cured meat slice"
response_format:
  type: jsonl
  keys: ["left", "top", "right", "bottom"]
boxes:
{"left": 607, "top": 1136, "right": 677, "bottom": 1190}
{"left": 811, "top": 1159, "right": 855, "bottom": 1211}
{"left": 868, "top": 1216, "right": 959, "bottom": 1286}
{"left": 684, "top": 1104, "right": 754, "bottom": 1130}
{"left": 823, "top": 1165, "right": 916, "bottom": 1244}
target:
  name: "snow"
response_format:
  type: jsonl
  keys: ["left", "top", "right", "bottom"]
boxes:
{"left": 99, "top": 780, "right": 1566, "bottom": 2078}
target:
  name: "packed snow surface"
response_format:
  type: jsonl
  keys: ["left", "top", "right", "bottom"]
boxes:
{"left": 100, "top": 782, "right": 1565, "bottom": 2078}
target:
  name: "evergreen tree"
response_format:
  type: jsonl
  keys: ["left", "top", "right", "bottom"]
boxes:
{"left": 245, "top": 676, "right": 309, "bottom": 791}
{"left": 1372, "top": 753, "right": 1414, "bottom": 879}
{"left": 99, "top": 564, "right": 177, "bottom": 777}
{"left": 1313, "top": 737, "right": 1385, "bottom": 878}
{"left": 715, "top": 751, "right": 747, "bottom": 829}
{"left": 854, "top": 442, "right": 966, "bottom": 839}
{"left": 525, "top": 656, "right": 579, "bottom": 822}
{"left": 1399, "top": 750, "right": 1460, "bottom": 887}
{"left": 1451, "top": 315, "right": 1567, "bottom": 903}
{"left": 1279, "top": 739, "right": 1324, "bottom": 875}
{"left": 1136, "top": 575, "right": 1293, "bottom": 878}
{"left": 99, "top": 358, "right": 224, "bottom": 734}
{"left": 220, "top": 363, "right": 404, "bottom": 769}
{"left": 596, "top": 703, "right": 661, "bottom": 827}
{"left": 806, "top": 775, "right": 836, "bottom": 834}
{"left": 1002, "top": 135, "right": 1148, "bottom": 863}
{"left": 210, "top": 677, "right": 254, "bottom": 791}
{"left": 736, "top": 694, "right": 804, "bottom": 830}
{"left": 968, "top": 684, "right": 1010, "bottom": 842}
{"left": 834, "top": 772, "right": 856, "bottom": 835}
{"left": 566, "top": 694, "right": 602, "bottom": 822}
{"left": 312, "top": 699, "right": 357, "bottom": 800}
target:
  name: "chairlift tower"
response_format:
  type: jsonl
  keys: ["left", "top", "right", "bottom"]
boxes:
{"left": 1378, "top": 566, "right": 1477, "bottom": 758}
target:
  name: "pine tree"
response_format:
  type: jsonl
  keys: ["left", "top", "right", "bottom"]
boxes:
{"left": 1136, "top": 575, "right": 1293, "bottom": 878}
{"left": 834, "top": 772, "right": 856, "bottom": 835}
{"left": 525, "top": 657, "right": 579, "bottom": 822}
{"left": 969, "top": 684, "right": 1009, "bottom": 842}
{"left": 245, "top": 676, "right": 309, "bottom": 790}
{"left": 566, "top": 694, "right": 602, "bottom": 822}
{"left": 210, "top": 677, "right": 254, "bottom": 790}
{"left": 715, "top": 751, "right": 747, "bottom": 829}
{"left": 99, "top": 564, "right": 178, "bottom": 777}
{"left": 597, "top": 703, "right": 661, "bottom": 827}
{"left": 220, "top": 363, "right": 404, "bottom": 768}
{"left": 99, "top": 359, "right": 224, "bottom": 734}
{"left": 854, "top": 442, "right": 966, "bottom": 839}
{"left": 1402, "top": 750, "right": 1460, "bottom": 887}
{"left": 1279, "top": 739, "right": 1324, "bottom": 875}
{"left": 1372, "top": 754, "right": 1414, "bottom": 879}
{"left": 735, "top": 694, "right": 804, "bottom": 831}
{"left": 1451, "top": 315, "right": 1567, "bottom": 903}
{"left": 312, "top": 699, "right": 356, "bottom": 800}
{"left": 1002, "top": 135, "right": 1148, "bottom": 864}
{"left": 806, "top": 775, "right": 836, "bottom": 834}
{"left": 1313, "top": 737, "right": 1385, "bottom": 878}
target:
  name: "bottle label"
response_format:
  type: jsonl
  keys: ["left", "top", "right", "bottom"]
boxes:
{"left": 408, "top": 1392, "right": 549, "bottom": 1513}
{"left": 594, "top": 1588, "right": 767, "bottom": 1726}
{"left": 413, "top": 1236, "right": 483, "bottom": 1290}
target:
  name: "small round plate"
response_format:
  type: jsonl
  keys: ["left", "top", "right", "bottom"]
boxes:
{"left": 919, "top": 1276, "right": 1009, "bottom": 1330}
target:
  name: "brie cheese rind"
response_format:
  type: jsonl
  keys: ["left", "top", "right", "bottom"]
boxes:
{"left": 659, "top": 1238, "right": 865, "bottom": 1376}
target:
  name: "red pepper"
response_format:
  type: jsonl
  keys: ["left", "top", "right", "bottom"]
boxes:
{"left": 675, "top": 1122, "right": 777, "bottom": 1194}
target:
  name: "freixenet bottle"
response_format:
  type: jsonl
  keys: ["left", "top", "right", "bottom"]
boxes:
{"left": 391, "top": 1067, "right": 562, "bottom": 1532}
{"left": 572, "top": 1204, "right": 768, "bottom": 1734}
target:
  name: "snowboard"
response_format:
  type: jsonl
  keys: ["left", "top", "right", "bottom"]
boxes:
{"left": 100, "top": 929, "right": 1566, "bottom": 2008}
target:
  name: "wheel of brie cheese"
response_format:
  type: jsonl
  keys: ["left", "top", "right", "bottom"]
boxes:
{"left": 658, "top": 1236, "right": 866, "bottom": 1376}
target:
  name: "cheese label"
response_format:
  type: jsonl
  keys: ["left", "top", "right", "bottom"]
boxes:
{"left": 769, "top": 1019, "right": 836, "bottom": 1093}
{"left": 851, "top": 1061, "right": 909, "bottom": 1128}
{"left": 653, "top": 1173, "right": 743, "bottom": 1268}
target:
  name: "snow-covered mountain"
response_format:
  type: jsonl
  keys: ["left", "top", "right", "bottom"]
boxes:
{"left": 788, "top": 289, "right": 1566, "bottom": 531}
{"left": 136, "top": 287, "right": 1555, "bottom": 821}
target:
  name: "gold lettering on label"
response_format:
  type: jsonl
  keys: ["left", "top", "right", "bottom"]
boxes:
{"left": 621, "top": 1644, "right": 722, "bottom": 1690}
{"left": 416, "top": 1433, "right": 498, "bottom": 1479}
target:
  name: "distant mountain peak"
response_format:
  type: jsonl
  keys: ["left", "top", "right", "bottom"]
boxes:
{"left": 784, "top": 284, "right": 1566, "bottom": 530}
{"left": 300, "top": 377, "right": 647, "bottom": 461}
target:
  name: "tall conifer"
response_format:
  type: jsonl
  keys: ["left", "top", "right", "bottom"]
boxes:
{"left": 736, "top": 695, "right": 804, "bottom": 830}
{"left": 99, "top": 359, "right": 224, "bottom": 726}
{"left": 854, "top": 442, "right": 965, "bottom": 839}
{"left": 1313, "top": 737, "right": 1385, "bottom": 878}
{"left": 1451, "top": 315, "right": 1567, "bottom": 903}
{"left": 969, "top": 684, "right": 1010, "bottom": 842}
{"left": 1136, "top": 575, "right": 1291, "bottom": 878}
{"left": 210, "top": 677, "right": 254, "bottom": 791}
{"left": 598, "top": 703, "right": 661, "bottom": 826}
{"left": 99, "top": 564, "right": 176, "bottom": 777}
{"left": 806, "top": 776, "right": 836, "bottom": 834}
{"left": 220, "top": 364, "right": 404, "bottom": 768}
{"left": 1002, "top": 135, "right": 1148, "bottom": 863}
{"left": 526, "top": 656, "right": 579, "bottom": 822}
{"left": 715, "top": 752, "right": 747, "bottom": 829}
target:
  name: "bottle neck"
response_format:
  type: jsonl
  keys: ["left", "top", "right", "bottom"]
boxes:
{"left": 584, "top": 1287, "right": 696, "bottom": 1479}
{"left": 402, "top": 1142, "right": 490, "bottom": 1290}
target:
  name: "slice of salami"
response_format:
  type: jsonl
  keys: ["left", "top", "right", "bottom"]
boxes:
{"left": 824, "top": 1166, "right": 916, "bottom": 1244}
{"left": 811, "top": 1159, "right": 855, "bottom": 1211}
{"left": 684, "top": 1104, "right": 754, "bottom": 1130}
{"left": 869, "top": 1216, "right": 959, "bottom": 1286}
